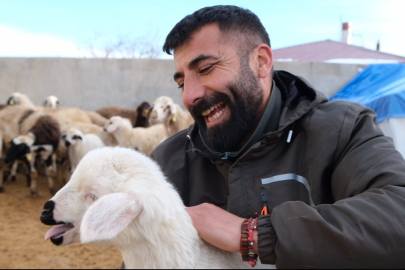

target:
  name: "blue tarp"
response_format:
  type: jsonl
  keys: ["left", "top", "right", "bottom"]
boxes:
{"left": 329, "top": 63, "right": 405, "bottom": 123}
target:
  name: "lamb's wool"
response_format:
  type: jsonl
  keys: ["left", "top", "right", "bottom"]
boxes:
{"left": 61, "top": 127, "right": 106, "bottom": 173}
{"left": 148, "top": 96, "right": 194, "bottom": 137}
{"left": 104, "top": 116, "right": 166, "bottom": 156}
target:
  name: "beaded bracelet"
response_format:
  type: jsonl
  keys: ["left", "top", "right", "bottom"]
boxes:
{"left": 240, "top": 217, "right": 258, "bottom": 267}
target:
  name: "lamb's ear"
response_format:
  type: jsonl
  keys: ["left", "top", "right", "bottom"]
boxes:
{"left": 169, "top": 103, "right": 177, "bottom": 116}
{"left": 80, "top": 192, "right": 142, "bottom": 243}
{"left": 106, "top": 123, "right": 117, "bottom": 133}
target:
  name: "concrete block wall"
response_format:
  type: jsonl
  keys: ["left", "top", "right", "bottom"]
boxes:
{"left": 0, "top": 58, "right": 366, "bottom": 111}
{"left": 273, "top": 61, "right": 366, "bottom": 98}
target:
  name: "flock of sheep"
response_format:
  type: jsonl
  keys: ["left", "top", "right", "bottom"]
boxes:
{"left": 0, "top": 92, "right": 194, "bottom": 195}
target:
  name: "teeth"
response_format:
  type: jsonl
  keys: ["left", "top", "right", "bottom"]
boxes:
{"left": 202, "top": 102, "right": 223, "bottom": 116}
{"left": 207, "top": 109, "right": 224, "bottom": 122}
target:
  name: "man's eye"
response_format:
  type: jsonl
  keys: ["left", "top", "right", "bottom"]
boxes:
{"left": 178, "top": 83, "right": 184, "bottom": 89}
{"left": 200, "top": 65, "right": 213, "bottom": 73}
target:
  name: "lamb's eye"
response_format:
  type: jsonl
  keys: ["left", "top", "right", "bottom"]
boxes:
{"left": 86, "top": 193, "right": 98, "bottom": 201}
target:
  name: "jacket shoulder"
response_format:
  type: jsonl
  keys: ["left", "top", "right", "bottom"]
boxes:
{"left": 150, "top": 129, "right": 189, "bottom": 166}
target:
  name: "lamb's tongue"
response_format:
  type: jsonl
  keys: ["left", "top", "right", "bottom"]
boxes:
{"left": 44, "top": 224, "right": 73, "bottom": 240}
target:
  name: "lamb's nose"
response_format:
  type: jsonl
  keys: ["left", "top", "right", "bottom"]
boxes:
{"left": 40, "top": 200, "right": 57, "bottom": 225}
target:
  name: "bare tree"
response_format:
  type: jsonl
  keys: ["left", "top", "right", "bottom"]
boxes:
{"left": 80, "top": 30, "right": 162, "bottom": 59}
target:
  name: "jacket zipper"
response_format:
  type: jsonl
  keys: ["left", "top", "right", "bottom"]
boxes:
{"left": 260, "top": 187, "right": 269, "bottom": 215}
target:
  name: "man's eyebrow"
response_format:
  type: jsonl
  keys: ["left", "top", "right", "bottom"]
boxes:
{"left": 188, "top": 54, "right": 218, "bottom": 69}
{"left": 173, "top": 72, "right": 183, "bottom": 81}
{"left": 173, "top": 54, "right": 219, "bottom": 82}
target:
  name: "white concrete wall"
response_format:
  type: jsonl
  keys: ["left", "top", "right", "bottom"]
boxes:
{"left": 273, "top": 61, "right": 366, "bottom": 98}
{"left": 0, "top": 58, "right": 366, "bottom": 111}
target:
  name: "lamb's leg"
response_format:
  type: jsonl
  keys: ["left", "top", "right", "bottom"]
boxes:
{"left": 0, "top": 139, "right": 3, "bottom": 192}
{"left": 56, "top": 158, "right": 70, "bottom": 186}
{"left": 28, "top": 153, "right": 38, "bottom": 195}
{"left": 22, "top": 157, "right": 32, "bottom": 187}
{"left": 7, "top": 160, "right": 19, "bottom": 182}
{"left": 45, "top": 154, "right": 56, "bottom": 194}
{"left": 0, "top": 165, "right": 5, "bottom": 192}
{"left": 0, "top": 161, "right": 14, "bottom": 191}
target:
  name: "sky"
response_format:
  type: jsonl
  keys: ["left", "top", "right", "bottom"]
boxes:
{"left": 0, "top": 0, "right": 404, "bottom": 59}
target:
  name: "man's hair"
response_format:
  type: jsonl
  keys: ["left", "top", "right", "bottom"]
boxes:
{"left": 162, "top": 5, "right": 270, "bottom": 55}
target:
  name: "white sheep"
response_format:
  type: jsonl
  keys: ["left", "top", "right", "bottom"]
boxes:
{"left": 42, "top": 95, "right": 60, "bottom": 108}
{"left": 85, "top": 111, "right": 109, "bottom": 127}
{"left": 148, "top": 96, "right": 194, "bottom": 137}
{"left": 6, "top": 92, "right": 37, "bottom": 110}
{"left": 40, "top": 146, "right": 252, "bottom": 269}
{"left": 60, "top": 127, "right": 106, "bottom": 173}
{"left": 68, "top": 122, "right": 118, "bottom": 147}
{"left": 104, "top": 116, "right": 167, "bottom": 156}
{"left": 95, "top": 101, "right": 152, "bottom": 128}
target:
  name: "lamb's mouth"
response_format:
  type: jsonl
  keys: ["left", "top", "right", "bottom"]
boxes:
{"left": 44, "top": 223, "right": 74, "bottom": 245}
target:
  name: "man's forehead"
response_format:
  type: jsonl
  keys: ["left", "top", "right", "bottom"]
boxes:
{"left": 173, "top": 29, "right": 234, "bottom": 71}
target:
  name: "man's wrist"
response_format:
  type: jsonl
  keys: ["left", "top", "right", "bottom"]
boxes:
{"left": 253, "top": 230, "right": 258, "bottom": 254}
{"left": 240, "top": 218, "right": 259, "bottom": 266}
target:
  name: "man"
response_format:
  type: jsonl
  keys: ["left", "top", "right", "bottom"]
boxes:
{"left": 150, "top": 5, "right": 405, "bottom": 268}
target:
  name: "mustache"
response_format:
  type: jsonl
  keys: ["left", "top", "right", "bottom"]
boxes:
{"left": 189, "top": 92, "right": 231, "bottom": 117}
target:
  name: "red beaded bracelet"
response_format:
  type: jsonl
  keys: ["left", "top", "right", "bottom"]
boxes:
{"left": 240, "top": 217, "right": 258, "bottom": 267}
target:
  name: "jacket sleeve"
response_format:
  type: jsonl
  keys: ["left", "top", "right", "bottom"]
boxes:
{"left": 259, "top": 104, "right": 405, "bottom": 268}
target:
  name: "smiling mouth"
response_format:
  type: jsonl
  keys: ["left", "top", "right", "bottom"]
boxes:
{"left": 44, "top": 223, "right": 74, "bottom": 245}
{"left": 201, "top": 102, "right": 226, "bottom": 123}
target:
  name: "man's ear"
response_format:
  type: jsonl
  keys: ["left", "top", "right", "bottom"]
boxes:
{"left": 256, "top": 44, "right": 273, "bottom": 79}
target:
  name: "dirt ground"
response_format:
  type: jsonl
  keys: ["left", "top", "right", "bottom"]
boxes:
{"left": 0, "top": 172, "right": 123, "bottom": 269}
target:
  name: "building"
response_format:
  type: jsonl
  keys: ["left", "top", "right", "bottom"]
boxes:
{"left": 272, "top": 23, "right": 405, "bottom": 64}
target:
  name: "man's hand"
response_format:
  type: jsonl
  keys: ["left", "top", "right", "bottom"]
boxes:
{"left": 185, "top": 203, "right": 258, "bottom": 253}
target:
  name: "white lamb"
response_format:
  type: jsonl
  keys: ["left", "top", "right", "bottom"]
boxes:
{"left": 40, "top": 147, "right": 253, "bottom": 269}
{"left": 42, "top": 95, "right": 60, "bottom": 108}
{"left": 6, "top": 92, "right": 37, "bottom": 109}
{"left": 104, "top": 116, "right": 167, "bottom": 156}
{"left": 60, "top": 127, "right": 106, "bottom": 173}
{"left": 148, "top": 96, "right": 194, "bottom": 137}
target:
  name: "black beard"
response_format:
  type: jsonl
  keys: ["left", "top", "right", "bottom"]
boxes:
{"left": 189, "top": 62, "right": 263, "bottom": 152}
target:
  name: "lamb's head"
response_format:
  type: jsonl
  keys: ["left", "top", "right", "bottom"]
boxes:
{"left": 6, "top": 92, "right": 32, "bottom": 106}
{"left": 40, "top": 146, "right": 177, "bottom": 247}
{"left": 3, "top": 132, "right": 36, "bottom": 164}
{"left": 43, "top": 95, "right": 60, "bottom": 108}
{"left": 61, "top": 128, "right": 83, "bottom": 147}
{"left": 104, "top": 116, "right": 132, "bottom": 133}
{"left": 6, "top": 92, "right": 22, "bottom": 105}
{"left": 149, "top": 96, "right": 177, "bottom": 125}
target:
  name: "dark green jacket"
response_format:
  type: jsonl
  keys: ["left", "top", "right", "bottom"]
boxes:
{"left": 150, "top": 70, "right": 405, "bottom": 268}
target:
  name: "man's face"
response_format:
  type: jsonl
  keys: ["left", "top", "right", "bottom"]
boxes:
{"left": 173, "top": 24, "right": 264, "bottom": 152}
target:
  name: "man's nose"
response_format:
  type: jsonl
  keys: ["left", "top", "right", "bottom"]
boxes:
{"left": 182, "top": 78, "right": 205, "bottom": 108}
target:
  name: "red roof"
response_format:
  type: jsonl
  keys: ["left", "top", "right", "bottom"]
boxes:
{"left": 272, "top": 40, "right": 405, "bottom": 63}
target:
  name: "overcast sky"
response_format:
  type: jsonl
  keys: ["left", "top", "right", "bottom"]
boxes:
{"left": 0, "top": 0, "right": 404, "bottom": 58}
